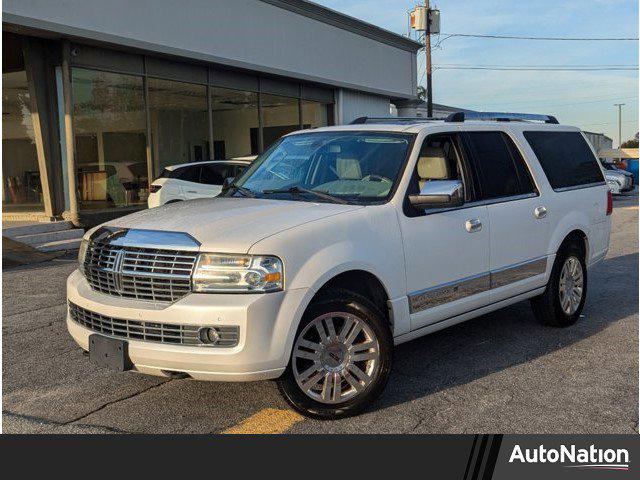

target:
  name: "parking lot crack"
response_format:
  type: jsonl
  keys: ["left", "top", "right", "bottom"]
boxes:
{"left": 3, "top": 322, "right": 60, "bottom": 337}
{"left": 3, "top": 410, "right": 134, "bottom": 434}
{"left": 62, "top": 380, "right": 173, "bottom": 426}
{"left": 2, "top": 302, "right": 67, "bottom": 319}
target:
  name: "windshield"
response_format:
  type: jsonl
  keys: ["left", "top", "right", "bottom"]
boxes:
{"left": 230, "top": 131, "right": 415, "bottom": 204}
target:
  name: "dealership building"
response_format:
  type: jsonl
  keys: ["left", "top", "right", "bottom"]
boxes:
{"left": 2, "top": 0, "right": 420, "bottom": 224}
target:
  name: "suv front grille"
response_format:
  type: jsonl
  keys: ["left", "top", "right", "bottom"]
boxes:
{"left": 69, "top": 302, "right": 239, "bottom": 347}
{"left": 83, "top": 243, "right": 197, "bottom": 303}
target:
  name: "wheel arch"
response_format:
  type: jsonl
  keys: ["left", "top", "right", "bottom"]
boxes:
{"left": 548, "top": 206, "right": 592, "bottom": 266}
{"left": 557, "top": 228, "right": 589, "bottom": 264}
{"left": 309, "top": 269, "right": 391, "bottom": 322}
{"left": 281, "top": 265, "right": 398, "bottom": 368}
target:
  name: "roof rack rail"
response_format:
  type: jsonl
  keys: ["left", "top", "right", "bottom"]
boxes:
{"left": 445, "top": 111, "right": 559, "bottom": 124}
{"left": 350, "top": 116, "right": 441, "bottom": 125}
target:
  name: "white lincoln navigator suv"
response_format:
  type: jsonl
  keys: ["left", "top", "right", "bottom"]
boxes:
{"left": 67, "top": 112, "right": 612, "bottom": 419}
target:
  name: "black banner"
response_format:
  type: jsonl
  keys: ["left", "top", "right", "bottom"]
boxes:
{"left": 0, "top": 434, "right": 638, "bottom": 478}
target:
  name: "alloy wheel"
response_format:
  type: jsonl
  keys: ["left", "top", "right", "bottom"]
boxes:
{"left": 558, "top": 256, "right": 584, "bottom": 315}
{"left": 292, "top": 312, "right": 380, "bottom": 404}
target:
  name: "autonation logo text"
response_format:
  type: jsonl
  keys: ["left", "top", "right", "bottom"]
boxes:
{"left": 509, "top": 444, "right": 630, "bottom": 471}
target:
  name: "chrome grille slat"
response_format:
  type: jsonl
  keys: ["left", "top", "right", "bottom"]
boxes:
{"left": 69, "top": 303, "right": 239, "bottom": 347}
{"left": 83, "top": 243, "right": 197, "bottom": 303}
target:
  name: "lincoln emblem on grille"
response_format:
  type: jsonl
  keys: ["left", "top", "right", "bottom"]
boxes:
{"left": 111, "top": 249, "right": 126, "bottom": 293}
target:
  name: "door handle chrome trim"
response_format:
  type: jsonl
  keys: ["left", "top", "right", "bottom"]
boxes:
{"left": 465, "top": 218, "right": 482, "bottom": 233}
{"left": 534, "top": 206, "right": 548, "bottom": 219}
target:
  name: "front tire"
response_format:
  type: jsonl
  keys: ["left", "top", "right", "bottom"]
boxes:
{"left": 531, "top": 243, "right": 587, "bottom": 327}
{"left": 277, "top": 289, "right": 393, "bottom": 419}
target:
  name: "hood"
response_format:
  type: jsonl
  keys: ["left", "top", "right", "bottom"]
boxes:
{"left": 105, "top": 197, "right": 362, "bottom": 253}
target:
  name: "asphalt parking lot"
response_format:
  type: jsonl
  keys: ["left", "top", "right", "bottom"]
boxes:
{"left": 3, "top": 193, "right": 638, "bottom": 434}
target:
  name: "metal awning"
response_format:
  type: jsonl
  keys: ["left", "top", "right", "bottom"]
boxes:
{"left": 597, "top": 148, "right": 639, "bottom": 159}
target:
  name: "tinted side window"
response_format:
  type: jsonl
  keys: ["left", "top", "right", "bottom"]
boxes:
{"left": 523, "top": 131, "right": 605, "bottom": 189}
{"left": 465, "top": 131, "right": 520, "bottom": 199}
{"left": 504, "top": 135, "right": 536, "bottom": 194}
{"left": 200, "top": 164, "right": 229, "bottom": 185}
{"left": 176, "top": 165, "right": 201, "bottom": 183}
{"left": 158, "top": 168, "right": 172, "bottom": 179}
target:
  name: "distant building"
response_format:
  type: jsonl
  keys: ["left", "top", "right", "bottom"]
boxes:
{"left": 2, "top": 0, "right": 421, "bottom": 224}
{"left": 392, "top": 99, "right": 475, "bottom": 119}
{"left": 583, "top": 132, "right": 614, "bottom": 161}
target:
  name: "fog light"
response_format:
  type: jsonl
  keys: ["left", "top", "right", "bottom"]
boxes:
{"left": 198, "top": 327, "right": 220, "bottom": 345}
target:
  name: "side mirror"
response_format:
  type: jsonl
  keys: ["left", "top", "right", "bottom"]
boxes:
{"left": 409, "top": 180, "right": 464, "bottom": 209}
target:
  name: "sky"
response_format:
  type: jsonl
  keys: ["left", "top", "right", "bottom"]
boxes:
{"left": 314, "top": 0, "right": 639, "bottom": 146}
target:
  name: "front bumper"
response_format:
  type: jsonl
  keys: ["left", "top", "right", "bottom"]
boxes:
{"left": 67, "top": 269, "right": 308, "bottom": 381}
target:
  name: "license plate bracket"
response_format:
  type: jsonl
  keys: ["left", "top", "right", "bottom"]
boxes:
{"left": 89, "top": 334, "right": 132, "bottom": 372}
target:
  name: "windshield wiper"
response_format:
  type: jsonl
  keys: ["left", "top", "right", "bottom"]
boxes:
{"left": 261, "top": 186, "right": 348, "bottom": 204}
{"left": 227, "top": 183, "right": 256, "bottom": 198}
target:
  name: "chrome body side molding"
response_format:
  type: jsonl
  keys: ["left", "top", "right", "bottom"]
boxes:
{"left": 489, "top": 256, "right": 547, "bottom": 289}
{"left": 408, "top": 256, "right": 548, "bottom": 314}
{"left": 409, "top": 272, "right": 490, "bottom": 314}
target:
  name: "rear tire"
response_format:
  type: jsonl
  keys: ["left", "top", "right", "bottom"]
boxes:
{"left": 277, "top": 289, "right": 393, "bottom": 419}
{"left": 531, "top": 243, "right": 587, "bottom": 327}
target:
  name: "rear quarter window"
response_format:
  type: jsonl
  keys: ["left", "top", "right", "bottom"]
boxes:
{"left": 160, "top": 165, "right": 201, "bottom": 182}
{"left": 523, "top": 131, "right": 604, "bottom": 190}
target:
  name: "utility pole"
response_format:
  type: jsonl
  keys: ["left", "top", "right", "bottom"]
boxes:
{"left": 614, "top": 103, "right": 625, "bottom": 163}
{"left": 614, "top": 103, "right": 625, "bottom": 148}
{"left": 425, "top": 0, "right": 433, "bottom": 117}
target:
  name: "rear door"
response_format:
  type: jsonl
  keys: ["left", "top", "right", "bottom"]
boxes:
{"left": 463, "top": 131, "right": 550, "bottom": 302}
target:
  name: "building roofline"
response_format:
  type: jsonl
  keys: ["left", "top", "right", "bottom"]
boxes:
{"left": 259, "top": 0, "right": 423, "bottom": 52}
{"left": 583, "top": 130, "right": 613, "bottom": 141}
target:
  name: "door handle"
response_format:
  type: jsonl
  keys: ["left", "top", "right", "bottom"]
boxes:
{"left": 465, "top": 218, "right": 482, "bottom": 233}
{"left": 534, "top": 206, "right": 548, "bottom": 219}
{"left": 186, "top": 190, "right": 197, "bottom": 194}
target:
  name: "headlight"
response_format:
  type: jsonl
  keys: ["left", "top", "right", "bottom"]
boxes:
{"left": 78, "top": 239, "right": 89, "bottom": 273}
{"left": 192, "top": 253, "right": 284, "bottom": 293}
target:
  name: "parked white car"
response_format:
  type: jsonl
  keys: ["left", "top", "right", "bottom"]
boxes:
{"left": 601, "top": 161, "right": 634, "bottom": 195}
{"left": 68, "top": 112, "right": 611, "bottom": 418}
{"left": 147, "top": 159, "right": 253, "bottom": 207}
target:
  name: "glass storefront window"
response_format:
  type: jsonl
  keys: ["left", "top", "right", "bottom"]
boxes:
{"left": 301, "top": 100, "right": 332, "bottom": 129}
{"left": 2, "top": 55, "right": 43, "bottom": 211}
{"left": 211, "top": 87, "right": 259, "bottom": 159}
{"left": 71, "top": 68, "right": 148, "bottom": 210}
{"left": 261, "top": 94, "right": 300, "bottom": 151}
{"left": 148, "top": 79, "right": 208, "bottom": 174}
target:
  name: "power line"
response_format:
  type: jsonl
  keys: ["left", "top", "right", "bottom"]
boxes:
{"left": 472, "top": 95, "right": 639, "bottom": 109}
{"left": 434, "top": 66, "right": 638, "bottom": 71}
{"left": 436, "top": 63, "right": 639, "bottom": 68}
{"left": 440, "top": 33, "right": 639, "bottom": 41}
{"left": 580, "top": 120, "right": 637, "bottom": 127}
